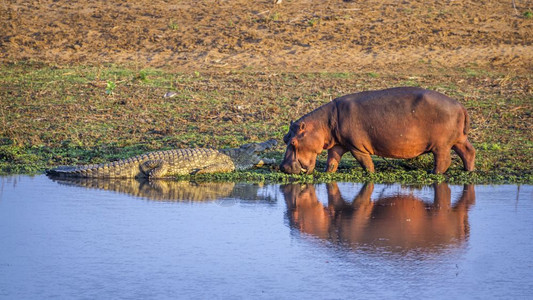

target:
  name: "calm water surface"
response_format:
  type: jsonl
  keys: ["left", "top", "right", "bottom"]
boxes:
{"left": 0, "top": 175, "right": 532, "bottom": 299}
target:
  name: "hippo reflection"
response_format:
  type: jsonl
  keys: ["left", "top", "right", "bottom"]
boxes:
{"left": 282, "top": 182, "right": 475, "bottom": 252}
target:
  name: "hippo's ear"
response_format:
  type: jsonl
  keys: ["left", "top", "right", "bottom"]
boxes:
{"left": 283, "top": 133, "right": 290, "bottom": 144}
{"left": 299, "top": 122, "right": 306, "bottom": 131}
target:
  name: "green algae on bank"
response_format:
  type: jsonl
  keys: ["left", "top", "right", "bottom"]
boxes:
{"left": 176, "top": 165, "right": 533, "bottom": 185}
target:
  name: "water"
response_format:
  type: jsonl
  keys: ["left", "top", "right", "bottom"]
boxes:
{"left": 1, "top": 175, "right": 532, "bottom": 299}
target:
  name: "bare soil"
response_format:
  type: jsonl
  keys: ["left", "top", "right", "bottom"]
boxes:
{"left": 1, "top": 0, "right": 532, "bottom": 73}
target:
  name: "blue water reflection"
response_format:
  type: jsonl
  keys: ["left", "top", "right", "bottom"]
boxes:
{"left": 0, "top": 176, "right": 532, "bottom": 299}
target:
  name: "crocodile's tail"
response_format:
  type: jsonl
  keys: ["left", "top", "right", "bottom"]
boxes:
{"left": 46, "top": 164, "right": 102, "bottom": 178}
{"left": 46, "top": 158, "right": 139, "bottom": 178}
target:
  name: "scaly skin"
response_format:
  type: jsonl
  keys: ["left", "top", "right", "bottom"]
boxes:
{"left": 46, "top": 139, "right": 277, "bottom": 179}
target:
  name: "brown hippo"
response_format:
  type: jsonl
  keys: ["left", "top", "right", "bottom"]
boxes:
{"left": 281, "top": 182, "right": 476, "bottom": 252}
{"left": 280, "top": 87, "right": 475, "bottom": 174}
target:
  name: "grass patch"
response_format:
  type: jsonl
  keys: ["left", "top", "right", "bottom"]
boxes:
{"left": 1, "top": 62, "right": 531, "bottom": 184}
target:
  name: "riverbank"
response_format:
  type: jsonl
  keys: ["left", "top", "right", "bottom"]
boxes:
{"left": 1, "top": 63, "right": 531, "bottom": 184}
{"left": 1, "top": 0, "right": 531, "bottom": 184}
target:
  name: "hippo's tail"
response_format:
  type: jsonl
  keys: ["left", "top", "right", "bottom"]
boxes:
{"left": 463, "top": 107, "right": 470, "bottom": 135}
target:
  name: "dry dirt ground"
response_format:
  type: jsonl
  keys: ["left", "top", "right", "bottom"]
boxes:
{"left": 1, "top": 0, "right": 532, "bottom": 73}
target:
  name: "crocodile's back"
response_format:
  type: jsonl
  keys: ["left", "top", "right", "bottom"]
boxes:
{"left": 163, "top": 148, "right": 235, "bottom": 176}
{"left": 46, "top": 148, "right": 234, "bottom": 178}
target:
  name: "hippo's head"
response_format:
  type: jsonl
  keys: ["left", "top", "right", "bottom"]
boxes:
{"left": 280, "top": 121, "right": 324, "bottom": 175}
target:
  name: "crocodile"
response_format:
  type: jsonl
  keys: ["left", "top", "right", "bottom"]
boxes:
{"left": 46, "top": 139, "right": 277, "bottom": 179}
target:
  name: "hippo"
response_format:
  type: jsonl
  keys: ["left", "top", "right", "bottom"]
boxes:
{"left": 281, "top": 182, "right": 475, "bottom": 252}
{"left": 280, "top": 87, "right": 475, "bottom": 174}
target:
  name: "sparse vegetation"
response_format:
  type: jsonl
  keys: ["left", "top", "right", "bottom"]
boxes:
{"left": 168, "top": 20, "right": 179, "bottom": 30}
{"left": 270, "top": 12, "right": 281, "bottom": 21}
{"left": 307, "top": 17, "right": 319, "bottom": 26}
{"left": 105, "top": 80, "right": 116, "bottom": 95}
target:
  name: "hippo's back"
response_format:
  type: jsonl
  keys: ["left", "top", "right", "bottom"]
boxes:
{"left": 335, "top": 87, "right": 461, "bottom": 112}
{"left": 334, "top": 87, "right": 468, "bottom": 158}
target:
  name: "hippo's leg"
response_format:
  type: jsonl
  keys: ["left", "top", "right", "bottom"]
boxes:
{"left": 350, "top": 150, "right": 375, "bottom": 173}
{"left": 352, "top": 182, "right": 374, "bottom": 207}
{"left": 325, "top": 145, "right": 347, "bottom": 172}
{"left": 432, "top": 182, "right": 452, "bottom": 210}
{"left": 431, "top": 148, "right": 452, "bottom": 174}
{"left": 326, "top": 182, "right": 343, "bottom": 207}
{"left": 452, "top": 140, "right": 476, "bottom": 171}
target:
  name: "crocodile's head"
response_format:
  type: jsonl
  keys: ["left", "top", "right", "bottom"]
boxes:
{"left": 223, "top": 139, "right": 278, "bottom": 170}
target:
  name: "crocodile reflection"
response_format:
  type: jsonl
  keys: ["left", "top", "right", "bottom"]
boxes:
{"left": 282, "top": 182, "right": 475, "bottom": 252}
{"left": 50, "top": 177, "right": 270, "bottom": 203}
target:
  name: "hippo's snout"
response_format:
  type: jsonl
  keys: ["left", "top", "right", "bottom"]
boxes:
{"left": 280, "top": 160, "right": 302, "bottom": 174}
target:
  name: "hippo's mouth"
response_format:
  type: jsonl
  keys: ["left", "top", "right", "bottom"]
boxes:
{"left": 298, "top": 159, "right": 311, "bottom": 174}
{"left": 280, "top": 157, "right": 313, "bottom": 175}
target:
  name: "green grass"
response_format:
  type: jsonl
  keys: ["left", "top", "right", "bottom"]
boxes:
{"left": 179, "top": 164, "right": 532, "bottom": 185}
{"left": 1, "top": 61, "right": 531, "bottom": 184}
